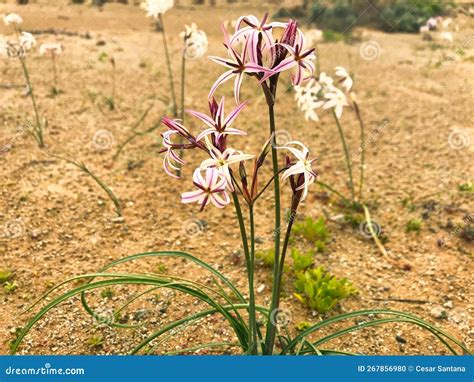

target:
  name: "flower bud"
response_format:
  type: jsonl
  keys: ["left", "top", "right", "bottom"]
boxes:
{"left": 256, "top": 133, "right": 274, "bottom": 169}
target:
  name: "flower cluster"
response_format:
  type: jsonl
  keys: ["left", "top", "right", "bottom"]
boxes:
{"left": 0, "top": 32, "right": 36, "bottom": 59}
{"left": 419, "top": 16, "right": 454, "bottom": 42}
{"left": 1, "top": 13, "right": 36, "bottom": 59}
{"left": 209, "top": 14, "right": 316, "bottom": 103}
{"left": 141, "top": 0, "right": 174, "bottom": 18}
{"left": 294, "top": 66, "right": 354, "bottom": 121}
{"left": 160, "top": 15, "right": 318, "bottom": 210}
{"left": 3, "top": 12, "right": 23, "bottom": 26}
{"left": 180, "top": 23, "right": 208, "bottom": 61}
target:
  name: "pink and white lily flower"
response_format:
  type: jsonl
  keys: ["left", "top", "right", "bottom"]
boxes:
{"left": 230, "top": 14, "right": 284, "bottom": 63}
{"left": 277, "top": 141, "right": 317, "bottom": 201}
{"left": 181, "top": 168, "right": 230, "bottom": 210}
{"left": 187, "top": 97, "right": 247, "bottom": 142}
{"left": 200, "top": 140, "right": 254, "bottom": 191}
{"left": 208, "top": 25, "right": 274, "bottom": 104}
{"left": 161, "top": 117, "right": 205, "bottom": 179}
{"left": 265, "top": 32, "right": 315, "bottom": 85}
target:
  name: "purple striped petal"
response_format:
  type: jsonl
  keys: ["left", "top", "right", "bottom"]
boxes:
{"left": 224, "top": 100, "right": 246, "bottom": 128}
{"left": 208, "top": 70, "right": 235, "bottom": 100}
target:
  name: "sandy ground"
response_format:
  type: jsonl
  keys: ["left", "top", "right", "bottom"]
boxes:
{"left": 0, "top": 3, "right": 473, "bottom": 355}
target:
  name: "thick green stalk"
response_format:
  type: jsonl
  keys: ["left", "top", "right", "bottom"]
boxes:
{"left": 332, "top": 109, "right": 355, "bottom": 201}
{"left": 19, "top": 57, "right": 44, "bottom": 148}
{"left": 263, "top": 102, "right": 281, "bottom": 355}
{"left": 248, "top": 205, "right": 258, "bottom": 354}
{"left": 271, "top": 199, "right": 298, "bottom": 331}
{"left": 158, "top": 13, "right": 178, "bottom": 118}
{"left": 353, "top": 101, "right": 365, "bottom": 201}
{"left": 231, "top": 192, "right": 256, "bottom": 354}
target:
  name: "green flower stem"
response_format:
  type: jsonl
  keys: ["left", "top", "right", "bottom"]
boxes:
{"left": 231, "top": 191, "right": 257, "bottom": 354}
{"left": 353, "top": 101, "right": 365, "bottom": 201}
{"left": 331, "top": 109, "right": 355, "bottom": 201}
{"left": 263, "top": 100, "right": 282, "bottom": 355}
{"left": 271, "top": 197, "right": 299, "bottom": 333}
{"left": 19, "top": 57, "right": 44, "bottom": 148}
{"left": 158, "top": 13, "right": 178, "bottom": 118}
{"left": 248, "top": 205, "right": 258, "bottom": 354}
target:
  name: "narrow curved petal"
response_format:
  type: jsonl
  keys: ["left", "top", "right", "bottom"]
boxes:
{"left": 210, "top": 192, "right": 230, "bottom": 208}
{"left": 233, "top": 73, "right": 244, "bottom": 105}
{"left": 196, "top": 128, "right": 217, "bottom": 142}
{"left": 224, "top": 101, "right": 246, "bottom": 128}
{"left": 208, "top": 70, "right": 235, "bottom": 100}
{"left": 282, "top": 162, "right": 306, "bottom": 180}
{"left": 187, "top": 109, "right": 216, "bottom": 130}
{"left": 208, "top": 55, "right": 236, "bottom": 69}
{"left": 181, "top": 189, "right": 205, "bottom": 204}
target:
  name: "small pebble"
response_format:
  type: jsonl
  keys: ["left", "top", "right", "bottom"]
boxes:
{"left": 395, "top": 335, "right": 407, "bottom": 344}
{"left": 443, "top": 300, "right": 453, "bottom": 309}
{"left": 430, "top": 306, "right": 448, "bottom": 319}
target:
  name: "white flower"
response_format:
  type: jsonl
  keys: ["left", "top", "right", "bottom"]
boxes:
{"left": 184, "top": 38, "right": 207, "bottom": 60}
{"left": 181, "top": 24, "right": 208, "bottom": 60}
{"left": 294, "top": 79, "right": 324, "bottom": 122}
{"left": 334, "top": 66, "right": 353, "bottom": 93}
{"left": 301, "top": 98, "right": 325, "bottom": 122}
{"left": 277, "top": 141, "right": 316, "bottom": 201}
{"left": 323, "top": 88, "right": 348, "bottom": 119}
{"left": 305, "top": 28, "right": 323, "bottom": 46}
{"left": 19, "top": 32, "right": 36, "bottom": 51}
{"left": 419, "top": 25, "right": 429, "bottom": 34}
{"left": 141, "top": 0, "right": 173, "bottom": 18}
{"left": 442, "top": 17, "right": 452, "bottom": 29}
{"left": 39, "top": 42, "right": 62, "bottom": 56}
{"left": 180, "top": 23, "right": 198, "bottom": 39}
{"left": 440, "top": 31, "right": 453, "bottom": 43}
{"left": 200, "top": 140, "right": 254, "bottom": 191}
{"left": 318, "top": 72, "right": 334, "bottom": 88}
{"left": 3, "top": 13, "right": 23, "bottom": 26}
